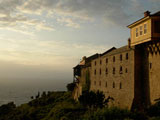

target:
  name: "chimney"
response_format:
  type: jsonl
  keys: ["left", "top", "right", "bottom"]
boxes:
{"left": 82, "top": 56, "right": 86, "bottom": 60}
{"left": 144, "top": 11, "right": 150, "bottom": 17}
{"left": 128, "top": 38, "right": 131, "bottom": 48}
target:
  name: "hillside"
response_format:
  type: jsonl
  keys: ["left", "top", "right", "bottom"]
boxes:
{"left": 0, "top": 91, "right": 160, "bottom": 120}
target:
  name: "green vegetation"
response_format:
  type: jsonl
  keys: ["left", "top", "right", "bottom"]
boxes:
{"left": 66, "top": 82, "right": 76, "bottom": 92}
{"left": 82, "top": 69, "right": 90, "bottom": 92}
{"left": 0, "top": 90, "right": 160, "bottom": 120}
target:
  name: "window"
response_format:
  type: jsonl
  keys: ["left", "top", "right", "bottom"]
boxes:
{"left": 100, "top": 60, "right": 102, "bottom": 65}
{"left": 154, "top": 21, "right": 160, "bottom": 33}
{"left": 105, "top": 82, "right": 107, "bottom": 87}
{"left": 113, "top": 82, "right": 115, "bottom": 88}
{"left": 144, "top": 24, "right": 147, "bottom": 34}
{"left": 99, "top": 81, "right": 101, "bottom": 86}
{"left": 106, "top": 58, "right": 108, "bottom": 64}
{"left": 106, "top": 68, "right": 108, "bottom": 74}
{"left": 95, "top": 61, "right": 97, "bottom": 66}
{"left": 149, "top": 63, "right": 152, "bottom": 69}
{"left": 120, "top": 82, "right": 122, "bottom": 89}
{"left": 136, "top": 28, "right": 138, "bottom": 37}
{"left": 113, "top": 67, "right": 115, "bottom": 74}
{"left": 140, "top": 26, "right": 143, "bottom": 35}
{"left": 94, "top": 69, "right": 96, "bottom": 75}
{"left": 125, "top": 68, "right": 128, "bottom": 73}
{"left": 126, "top": 53, "right": 128, "bottom": 60}
{"left": 100, "top": 69, "right": 101, "bottom": 75}
{"left": 94, "top": 81, "right": 96, "bottom": 85}
{"left": 120, "top": 54, "right": 122, "bottom": 61}
{"left": 120, "top": 66, "right": 123, "bottom": 74}
{"left": 113, "top": 56, "right": 115, "bottom": 62}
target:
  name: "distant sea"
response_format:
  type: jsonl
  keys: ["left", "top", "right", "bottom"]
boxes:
{"left": 0, "top": 80, "right": 69, "bottom": 106}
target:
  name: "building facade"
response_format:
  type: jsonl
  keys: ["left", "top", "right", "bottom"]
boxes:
{"left": 73, "top": 11, "right": 160, "bottom": 110}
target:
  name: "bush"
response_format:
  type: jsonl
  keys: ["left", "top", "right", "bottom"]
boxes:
{"left": 78, "top": 90, "right": 111, "bottom": 109}
{"left": 82, "top": 107, "right": 131, "bottom": 120}
{"left": 147, "top": 101, "right": 160, "bottom": 117}
{"left": 66, "top": 83, "right": 76, "bottom": 92}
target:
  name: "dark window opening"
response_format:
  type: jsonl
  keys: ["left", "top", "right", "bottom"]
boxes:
{"left": 113, "top": 82, "right": 115, "bottom": 88}
{"left": 126, "top": 53, "right": 128, "bottom": 60}
{"left": 94, "top": 69, "right": 96, "bottom": 75}
{"left": 154, "top": 21, "right": 160, "bottom": 33}
{"left": 113, "top": 56, "right": 115, "bottom": 62}
{"left": 106, "top": 68, "right": 108, "bottom": 74}
{"left": 113, "top": 67, "right": 115, "bottom": 74}
{"left": 120, "top": 66, "right": 123, "bottom": 74}
{"left": 126, "top": 68, "right": 128, "bottom": 73}
{"left": 106, "top": 58, "right": 108, "bottom": 63}
{"left": 95, "top": 61, "right": 97, "bottom": 66}
{"left": 100, "top": 60, "right": 102, "bottom": 65}
{"left": 106, "top": 82, "right": 107, "bottom": 87}
{"left": 120, "top": 82, "right": 122, "bottom": 89}
{"left": 100, "top": 69, "right": 101, "bottom": 75}
{"left": 150, "top": 63, "right": 152, "bottom": 69}
{"left": 120, "top": 54, "right": 122, "bottom": 61}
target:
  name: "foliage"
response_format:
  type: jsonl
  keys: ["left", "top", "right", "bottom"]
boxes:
{"left": 66, "top": 82, "right": 76, "bottom": 92}
{"left": 147, "top": 100, "right": 160, "bottom": 117}
{"left": 82, "top": 69, "right": 90, "bottom": 92}
{"left": 0, "top": 90, "right": 160, "bottom": 120}
{"left": 82, "top": 107, "right": 131, "bottom": 120}
{"left": 78, "top": 90, "right": 112, "bottom": 109}
{"left": 0, "top": 102, "right": 16, "bottom": 116}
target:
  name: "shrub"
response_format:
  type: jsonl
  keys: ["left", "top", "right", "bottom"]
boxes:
{"left": 66, "top": 83, "right": 76, "bottom": 92}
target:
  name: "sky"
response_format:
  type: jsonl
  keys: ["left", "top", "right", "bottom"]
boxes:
{"left": 0, "top": 0, "right": 160, "bottom": 90}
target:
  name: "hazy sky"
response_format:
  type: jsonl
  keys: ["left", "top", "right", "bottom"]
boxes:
{"left": 0, "top": 0, "right": 160, "bottom": 89}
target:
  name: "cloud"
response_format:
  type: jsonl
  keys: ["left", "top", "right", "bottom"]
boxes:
{"left": 57, "top": 17, "right": 80, "bottom": 28}
{"left": 0, "top": 0, "right": 158, "bottom": 31}
{"left": 0, "top": 0, "right": 159, "bottom": 34}
{"left": 0, "top": 0, "right": 54, "bottom": 34}
{"left": 0, "top": 37, "right": 111, "bottom": 67}
{"left": 18, "top": 0, "right": 144, "bottom": 26}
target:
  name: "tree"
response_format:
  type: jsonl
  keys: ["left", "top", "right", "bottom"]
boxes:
{"left": 66, "top": 82, "right": 76, "bottom": 92}
{"left": 78, "top": 90, "right": 113, "bottom": 109}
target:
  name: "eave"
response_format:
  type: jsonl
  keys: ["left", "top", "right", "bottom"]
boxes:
{"left": 127, "top": 16, "right": 150, "bottom": 28}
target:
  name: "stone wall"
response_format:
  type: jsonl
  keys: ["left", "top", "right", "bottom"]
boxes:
{"left": 148, "top": 41, "right": 160, "bottom": 104}
{"left": 90, "top": 46, "right": 135, "bottom": 109}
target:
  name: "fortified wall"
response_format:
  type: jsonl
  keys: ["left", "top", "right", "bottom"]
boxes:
{"left": 73, "top": 11, "right": 160, "bottom": 110}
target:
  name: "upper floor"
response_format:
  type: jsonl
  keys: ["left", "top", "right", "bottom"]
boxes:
{"left": 128, "top": 11, "right": 160, "bottom": 46}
